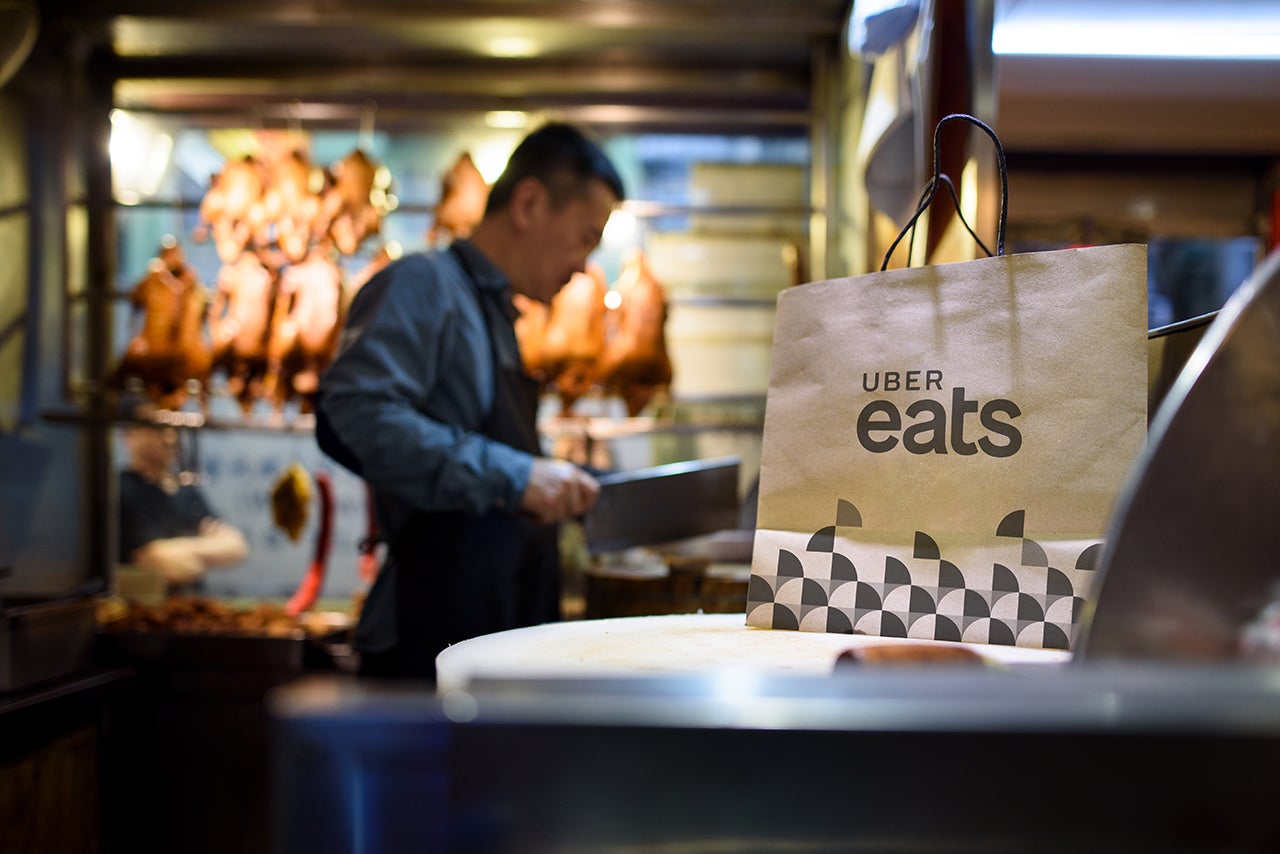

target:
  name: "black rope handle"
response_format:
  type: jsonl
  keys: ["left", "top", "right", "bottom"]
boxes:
{"left": 880, "top": 113, "right": 1009, "bottom": 272}
{"left": 899, "top": 173, "right": 994, "bottom": 264}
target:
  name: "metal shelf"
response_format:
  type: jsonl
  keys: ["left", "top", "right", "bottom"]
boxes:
{"left": 43, "top": 407, "right": 317, "bottom": 435}
{"left": 667, "top": 293, "right": 780, "bottom": 308}
{"left": 114, "top": 196, "right": 818, "bottom": 220}
{"left": 47, "top": 405, "right": 763, "bottom": 438}
{"left": 621, "top": 200, "right": 815, "bottom": 219}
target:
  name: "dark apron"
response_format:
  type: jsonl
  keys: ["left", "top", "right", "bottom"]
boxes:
{"left": 355, "top": 249, "right": 559, "bottom": 681}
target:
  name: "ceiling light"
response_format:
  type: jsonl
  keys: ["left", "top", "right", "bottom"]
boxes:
{"left": 993, "top": 0, "right": 1280, "bottom": 59}
{"left": 485, "top": 110, "right": 530, "bottom": 129}
{"left": 487, "top": 36, "right": 539, "bottom": 58}
{"left": 109, "top": 109, "right": 173, "bottom": 204}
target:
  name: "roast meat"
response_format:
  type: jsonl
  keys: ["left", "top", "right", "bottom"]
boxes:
{"left": 598, "top": 249, "right": 672, "bottom": 416}
{"left": 427, "top": 151, "right": 489, "bottom": 245}
{"left": 540, "top": 263, "right": 609, "bottom": 412}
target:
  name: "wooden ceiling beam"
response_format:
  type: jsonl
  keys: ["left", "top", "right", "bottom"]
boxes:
{"left": 43, "top": 0, "right": 846, "bottom": 36}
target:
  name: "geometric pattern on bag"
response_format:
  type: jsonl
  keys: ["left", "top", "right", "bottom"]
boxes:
{"left": 745, "top": 501, "right": 1100, "bottom": 650}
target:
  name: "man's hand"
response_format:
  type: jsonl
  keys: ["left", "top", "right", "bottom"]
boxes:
{"left": 520, "top": 458, "right": 600, "bottom": 524}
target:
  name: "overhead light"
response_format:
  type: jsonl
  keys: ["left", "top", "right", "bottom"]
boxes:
{"left": 993, "top": 0, "right": 1280, "bottom": 59}
{"left": 471, "top": 139, "right": 519, "bottom": 184}
{"left": 485, "top": 110, "right": 530, "bottom": 129}
{"left": 109, "top": 109, "right": 173, "bottom": 204}
{"left": 487, "top": 36, "right": 539, "bottom": 58}
{"left": 602, "top": 208, "right": 638, "bottom": 248}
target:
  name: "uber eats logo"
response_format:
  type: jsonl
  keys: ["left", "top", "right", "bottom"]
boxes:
{"left": 856, "top": 369, "right": 1022, "bottom": 458}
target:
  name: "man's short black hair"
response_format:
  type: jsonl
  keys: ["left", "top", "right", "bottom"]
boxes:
{"left": 485, "top": 122, "right": 625, "bottom": 215}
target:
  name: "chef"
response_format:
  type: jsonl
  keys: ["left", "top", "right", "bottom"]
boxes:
{"left": 315, "top": 123, "right": 625, "bottom": 680}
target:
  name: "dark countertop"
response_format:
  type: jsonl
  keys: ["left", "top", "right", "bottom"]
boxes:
{"left": 0, "top": 667, "right": 134, "bottom": 766}
{"left": 0, "top": 667, "right": 133, "bottom": 719}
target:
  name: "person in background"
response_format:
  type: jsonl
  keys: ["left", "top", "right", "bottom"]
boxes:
{"left": 118, "top": 420, "right": 249, "bottom": 589}
{"left": 315, "top": 122, "right": 624, "bottom": 680}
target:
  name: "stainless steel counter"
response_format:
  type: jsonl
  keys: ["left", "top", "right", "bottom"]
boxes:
{"left": 270, "top": 665, "right": 1280, "bottom": 853}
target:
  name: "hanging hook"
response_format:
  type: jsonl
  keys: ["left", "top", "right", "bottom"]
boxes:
{"left": 287, "top": 98, "right": 304, "bottom": 134}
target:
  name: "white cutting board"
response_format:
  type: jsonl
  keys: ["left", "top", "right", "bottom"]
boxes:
{"left": 435, "top": 612, "right": 1070, "bottom": 692}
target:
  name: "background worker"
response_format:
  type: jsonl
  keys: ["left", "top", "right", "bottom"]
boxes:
{"left": 118, "top": 420, "right": 249, "bottom": 589}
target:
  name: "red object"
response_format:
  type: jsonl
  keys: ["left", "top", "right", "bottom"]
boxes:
{"left": 286, "top": 469, "right": 334, "bottom": 616}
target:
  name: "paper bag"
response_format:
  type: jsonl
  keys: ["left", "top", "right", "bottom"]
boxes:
{"left": 746, "top": 244, "right": 1148, "bottom": 649}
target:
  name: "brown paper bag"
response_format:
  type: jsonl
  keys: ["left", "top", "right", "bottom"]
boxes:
{"left": 746, "top": 243, "right": 1148, "bottom": 649}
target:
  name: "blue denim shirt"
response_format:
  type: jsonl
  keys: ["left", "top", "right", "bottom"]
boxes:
{"left": 315, "top": 240, "right": 533, "bottom": 539}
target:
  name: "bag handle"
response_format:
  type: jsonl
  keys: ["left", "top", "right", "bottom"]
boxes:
{"left": 880, "top": 113, "right": 1009, "bottom": 271}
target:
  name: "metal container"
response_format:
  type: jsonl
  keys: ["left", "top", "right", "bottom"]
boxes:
{"left": 0, "top": 594, "right": 98, "bottom": 692}
{"left": 1082, "top": 249, "right": 1280, "bottom": 660}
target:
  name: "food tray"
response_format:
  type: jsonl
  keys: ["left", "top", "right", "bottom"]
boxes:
{"left": 97, "top": 627, "right": 348, "bottom": 672}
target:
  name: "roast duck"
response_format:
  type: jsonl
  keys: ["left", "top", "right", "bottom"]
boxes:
{"left": 194, "top": 155, "right": 268, "bottom": 264}
{"left": 598, "top": 249, "right": 674, "bottom": 417}
{"left": 537, "top": 263, "right": 609, "bottom": 412}
{"left": 205, "top": 246, "right": 344, "bottom": 415}
{"left": 125, "top": 148, "right": 671, "bottom": 421}
{"left": 195, "top": 147, "right": 388, "bottom": 264}
{"left": 208, "top": 251, "right": 276, "bottom": 414}
{"left": 427, "top": 151, "right": 489, "bottom": 245}
{"left": 259, "top": 149, "right": 326, "bottom": 264}
{"left": 319, "top": 149, "right": 388, "bottom": 257}
{"left": 261, "top": 245, "right": 344, "bottom": 413}
{"left": 512, "top": 292, "right": 550, "bottom": 379}
{"left": 513, "top": 251, "right": 673, "bottom": 416}
{"left": 113, "top": 146, "right": 392, "bottom": 415}
{"left": 112, "top": 239, "right": 213, "bottom": 411}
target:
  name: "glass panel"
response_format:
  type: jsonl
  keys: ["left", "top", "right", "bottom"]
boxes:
{"left": 0, "top": 214, "right": 27, "bottom": 334}
{"left": 1149, "top": 236, "right": 1263, "bottom": 327}
{"left": 65, "top": 204, "right": 88, "bottom": 297}
{"left": 0, "top": 316, "right": 21, "bottom": 431}
{"left": 67, "top": 299, "right": 88, "bottom": 393}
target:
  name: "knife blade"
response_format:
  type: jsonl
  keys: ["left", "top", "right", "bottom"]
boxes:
{"left": 582, "top": 456, "right": 741, "bottom": 554}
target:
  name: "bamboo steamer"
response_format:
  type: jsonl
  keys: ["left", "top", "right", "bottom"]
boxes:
{"left": 582, "top": 530, "right": 755, "bottom": 619}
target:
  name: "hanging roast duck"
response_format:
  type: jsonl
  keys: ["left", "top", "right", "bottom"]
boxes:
{"left": 598, "top": 249, "right": 673, "bottom": 417}
{"left": 113, "top": 238, "right": 211, "bottom": 411}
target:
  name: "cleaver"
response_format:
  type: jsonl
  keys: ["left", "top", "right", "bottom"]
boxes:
{"left": 582, "top": 456, "right": 741, "bottom": 554}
